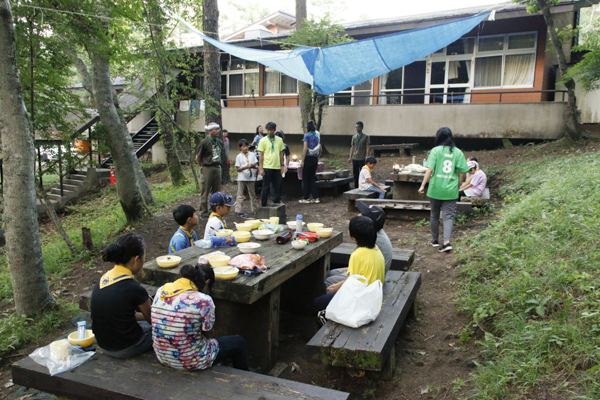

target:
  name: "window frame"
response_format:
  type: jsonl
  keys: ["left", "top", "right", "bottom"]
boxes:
{"left": 262, "top": 67, "right": 299, "bottom": 96}
{"left": 222, "top": 59, "right": 260, "bottom": 98}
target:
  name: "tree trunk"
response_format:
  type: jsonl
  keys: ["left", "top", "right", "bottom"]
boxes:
{"left": 537, "top": 0, "right": 580, "bottom": 140}
{"left": 0, "top": 0, "right": 57, "bottom": 315}
{"left": 296, "top": 0, "right": 311, "bottom": 134}
{"left": 36, "top": 187, "right": 77, "bottom": 254}
{"left": 88, "top": 44, "right": 152, "bottom": 222}
{"left": 65, "top": 47, "right": 95, "bottom": 107}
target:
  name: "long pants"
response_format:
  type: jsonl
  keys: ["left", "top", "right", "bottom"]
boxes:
{"left": 101, "top": 321, "right": 153, "bottom": 359}
{"left": 235, "top": 181, "right": 256, "bottom": 213}
{"left": 352, "top": 159, "right": 365, "bottom": 189}
{"left": 199, "top": 165, "right": 221, "bottom": 215}
{"left": 366, "top": 185, "right": 385, "bottom": 199}
{"left": 302, "top": 156, "right": 319, "bottom": 200}
{"left": 324, "top": 268, "right": 347, "bottom": 288}
{"left": 261, "top": 168, "right": 281, "bottom": 206}
{"left": 430, "top": 198, "right": 456, "bottom": 244}
{"left": 215, "top": 335, "right": 249, "bottom": 370}
{"left": 311, "top": 292, "right": 335, "bottom": 315}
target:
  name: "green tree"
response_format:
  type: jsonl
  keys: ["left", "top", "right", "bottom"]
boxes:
{"left": 566, "top": 6, "right": 600, "bottom": 91}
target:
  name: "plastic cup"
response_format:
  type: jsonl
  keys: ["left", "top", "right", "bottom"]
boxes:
{"left": 270, "top": 217, "right": 279, "bottom": 225}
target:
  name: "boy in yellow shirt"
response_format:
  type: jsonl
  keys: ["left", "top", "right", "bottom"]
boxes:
{"left": 311, "top": 216, "right": 385, "bottom": 314}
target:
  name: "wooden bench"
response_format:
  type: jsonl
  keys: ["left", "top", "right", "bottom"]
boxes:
{"left": 343, "top": 186, "right": 391, "bottom": 212}
{"left": 316, "top": 177, "right": 353, "bottom": 195}
{"left": 370, "top": 143, "right": 418, "bottom": 157}
{"left": 307, "top": 271, "right": 421, "bottom": 378}
{"left": 330, "top": 243, "right": 414, "bottom": 271}
{"left": 356, "top": 198, "right": 472, "bottom": 219}
{"left": 460, "top": 187, "right": 491, "bottom": 206}
{"left": 12, "top": 351, "right": 349, "bottom": 400}
{"left": 79, "top": 284, "right": 159, "bottom": 311}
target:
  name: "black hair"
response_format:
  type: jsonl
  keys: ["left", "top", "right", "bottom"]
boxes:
{"left": 356, "top": 121, "right": 364, "bottom": 128}
{"left": 180, "top": 263, "right": 215, "bottom": 292}
{"left": 365, "top": 156, "right": 377, "bottom": 164}
{"left": 275, "top": 130, "right": 285, "bottom": 140}
{"left": 349, "top": 216, "right": 376, "bottom": 248}
{"left": 238, "top": 139, "right": 249, "bottom": 148}
{"left": 102, "top": 233, "right": 145, "bottom": 265}
{"left": 210, "top": 205, "right": 218, "bottom": 213}
{"left": 434, "top": 127, "right": 455, "bottom": 153}
{"left": 256, "top": 125, "right": 262, "bottom": 134}
{"left": 468, "top": 156, "right": 478, "bottom": 162}
{"left": 307, "top": 120, "right": 317, "bottom": 132}
{"left": 265, "top": 122, "right": 277, "bottom": 131}
{"left": 222, "top": 129, "right": 228, "bottom": 133}
{"left": 173, "top": 205, "right": 195, "bottom": 226}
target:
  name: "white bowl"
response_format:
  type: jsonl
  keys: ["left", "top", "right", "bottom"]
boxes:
{"left": 291, "top": 240, "right": 308, "bottom": 250}
{"left": 238, "top": 242, "right": 261, "bottom": 254}
{"left": 252, "top": 230, "right": 274, "bottom": 240}
{"left": 287, "top": 221, "right": 306, "bottom": 230}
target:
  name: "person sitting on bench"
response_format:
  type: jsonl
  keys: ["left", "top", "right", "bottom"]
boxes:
{"left": 152, "top": 263, "right": 250, "bottom": 371}
{"left": 311, "top": 216, "right": 385, "bottom": 315}
{"left": 459, "top": 160, "right": 487, "bottom": 198}
{"left": 359, "top": 156, "right": 386, "bottom": 199}
{"left": 91, "top": 234, "right": 153, "bottom": 359}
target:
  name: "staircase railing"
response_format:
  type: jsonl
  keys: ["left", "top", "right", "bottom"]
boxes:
{"left": 100, "top": 116, "right": 158, "bottom": 168}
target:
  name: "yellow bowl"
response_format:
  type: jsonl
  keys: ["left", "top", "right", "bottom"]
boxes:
{"left": 259, "top": 219, "right": 271, "bottom": 223}
{"left": 235, "top": 223, "right": 253, "bottom": 232}
{"left": 208, "top": 255, "right": 231, "bottom": 267}
{"left": 307, "top": 223, "right": 324, "bottom": 233}
{"left": 214, "top": 266, "right": 239, "bottom": 281}
{"left": 232, "top": 231, "right": 251, "bottom": 243}
{"left": 156, "top": 255, "right": 181, "bottom": 268}
{"left": 67, "top": 329, "right": 95, "bottom": 347}
{"left": 245, "top": 220, "right": 262, "bottom": 229}
{"left": 315, "top": 228, "right": 333, "bottom": 238}
{"left": 215, "top": 229, "right": 233, "bottom": 237}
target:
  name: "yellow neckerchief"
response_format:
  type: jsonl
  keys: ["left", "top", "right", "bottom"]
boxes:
{"left": 209, "top": 212, "right": 227, "bottom": 229}
{"left": 362, "top": 165, "right": 371, "bottom": 172}
{"left": 159, "top": 278, "right": 199, "bottom": 300}
{"left": 100, "top": 265, "right": 133, "bottom": 289}
{"left": 179, "top": 226, "right": 195, "bottom": 246}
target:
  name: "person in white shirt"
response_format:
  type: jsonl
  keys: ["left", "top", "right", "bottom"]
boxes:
{"left": 203, "top": 192, "right": 235, "bottom": 240}
{"left": 359, "top": 156, "right": 385, "bottom": 199}
{"left": 234, "top": 139, "right": 258, "bottom": 218}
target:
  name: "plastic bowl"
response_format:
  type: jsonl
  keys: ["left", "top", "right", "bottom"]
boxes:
{"left": 67, "top": 329, "right": 95, "bottom": 347}
{"left": 307, "top": 223, "right": 324, "bottom": 233}
{"left": 156, "top": 255, "right": 181, "bottom": 268}
{"left": 238, "top": 242, "right": 261, "bottom": 254}
{"left": 232, "top": 231, "right": 251, "bottom": 243}
{"left": 208, "top": 255, "right": 231, "bottom": 267}
{"left": 287, "top": 221, "right": 306, "bottom": 230}
{"left": 235, "top": 222, "right": 253, "bottom": 232}
{"left": 259, "top": 219, "right": 271, "bottom": 223}
{"left": 291, "top": 240, "right": 308, "bottom": 250}
{"left": 315, "top": 228, "right": 333, "bottom": 238}
{"left": 245, "top": 220, "right": 262, "bottom": 229}
{"left": 214, "top": 266, "right": 239, "bottom": 281}
{"left": 252, "top": 230, "right": 274, "bottom": 240}
{"left": 215, "top": 229, "right": 233, "bottom": 237}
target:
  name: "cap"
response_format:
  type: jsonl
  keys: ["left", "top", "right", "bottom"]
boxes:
{"left": 356, "top": 202, "right": 386, "bottom": 231}
{"left": 467, "top": 161, "right": 478, "bottom": 170}
{"left": 209, "top": 192, "right": 236, "bottom": 207}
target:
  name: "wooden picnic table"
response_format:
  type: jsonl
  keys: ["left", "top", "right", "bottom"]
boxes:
{"left": 389, "top": 172, "right": 428, "bottom": 201}
{"left": 139, "top": 230, "right": 343, "bottom": 371}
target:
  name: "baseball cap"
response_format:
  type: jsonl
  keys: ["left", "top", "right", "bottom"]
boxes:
{"left": 209, "top": 192, "right": 236, "bottom": 207}
{"left": 356, "top": 202, "right": 386, "bottom": 231}
{"left": 467, "top": 161, "right": 478, "bottom": 170}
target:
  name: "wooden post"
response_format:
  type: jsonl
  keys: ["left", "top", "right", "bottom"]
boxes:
{"left": 82, "top": 227, "right": 93, "bottom": 250}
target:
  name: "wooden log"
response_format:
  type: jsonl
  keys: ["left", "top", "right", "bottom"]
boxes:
{"left": 82, "top": 227, "right": 93, "bottom": 250}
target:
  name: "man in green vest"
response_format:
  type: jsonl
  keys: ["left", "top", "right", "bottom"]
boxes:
{"left": 196, "top": 122, "right": 226, "bottom": 219}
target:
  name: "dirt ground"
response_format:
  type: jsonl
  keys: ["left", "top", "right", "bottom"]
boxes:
{"left": 1, "top": 130, "right": 599, "bottom": 399}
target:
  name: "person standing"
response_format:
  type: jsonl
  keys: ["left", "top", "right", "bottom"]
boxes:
{"left": 418, "top": 127, "right": 469, "bottom": 253}
{"left": 196, "top": 122, "right": 225, "bottom": 219}
{"left": 258, "top": 122, "right": 285, "bottom": 207}
{"left": 300, "top": 120, "right": 321, "bottom": 203}
{"left": 348, "top": 121, "right": 370, "bottom": 189}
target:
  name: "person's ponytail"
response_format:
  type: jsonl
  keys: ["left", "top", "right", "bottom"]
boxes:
{"left": 102, "top": 234, "right": 145, "bottom": 265}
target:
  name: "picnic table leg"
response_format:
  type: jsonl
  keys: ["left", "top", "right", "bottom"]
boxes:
{"left": 280, "top": 253, "right": 331, "bottom": 314}
{"left": 212, "top": 288, "right": 280, "bottom": 371}
{"left": 404, "top": 148, "right": 411, "bottom": 156}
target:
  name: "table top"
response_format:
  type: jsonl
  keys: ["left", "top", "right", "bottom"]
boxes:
{"left": 139, "top": 231, "right": 343, "bottom": 305}
{"left": 389, "top": 171, "right": 425, "bottom": 182}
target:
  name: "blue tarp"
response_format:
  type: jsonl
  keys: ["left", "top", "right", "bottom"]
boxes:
{"left": 166, "top": 8, "right": 490, "bottom": 96}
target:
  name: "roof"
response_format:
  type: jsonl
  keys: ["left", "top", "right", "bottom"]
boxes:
{"left": 222, "top": 11, "right": 296, "bottom": 42}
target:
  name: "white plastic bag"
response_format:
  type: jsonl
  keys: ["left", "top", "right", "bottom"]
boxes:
{"left": 325, "top": 275, "right": 383, "bottom": 328}
{"left": 29, "top": 339, "right": 95, "bottom": 376}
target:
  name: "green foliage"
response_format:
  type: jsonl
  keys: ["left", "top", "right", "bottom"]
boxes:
{"left": 454, "top": 203, "right": 496, "bottom": 225}
{"left": 512, "top": 0, "right": 560, "bottom": 15}
{"left": 458, "top": 152, "right": 600, "bottom": 398}
{"left": 280, "top": 16, "right": 353, "bottom": 49}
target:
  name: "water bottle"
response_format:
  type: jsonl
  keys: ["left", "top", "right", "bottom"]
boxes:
{"left": 296, "top": 214, "right": 303, "bottom": 232}
{"left": 423, "top": 158, "right": 427, "bottom": 167}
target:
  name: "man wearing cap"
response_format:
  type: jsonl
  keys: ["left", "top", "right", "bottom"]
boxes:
{"left": 324, "top": 203, "right": 393, "bottom": 287}
{"left": 204, "top": 192, "right": 236, "bottom": 240}
{"left": 196, "top": 122, "right": 226, "bottom": 219}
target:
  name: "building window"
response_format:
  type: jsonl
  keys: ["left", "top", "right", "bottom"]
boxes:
{"left": 222, "top": 59, "right": 259, "bottom": 97}
{"left": 330, "top": 80, "right": 373, "bottom": 105}
{"left": 379, "top": 61, "right": 427, "bottom": 104}
{"left": 263, "top": 69, "right": 298, "bottom": 95}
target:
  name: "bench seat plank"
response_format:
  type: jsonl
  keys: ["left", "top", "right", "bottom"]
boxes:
{"left": 330, "top": 243, "right": 414, "bottom": 271}
{"left": 12, "top": 352, "right": 349, "bottom": 400}
{"left": 357, "top": 198, "right": 473, "bottom": 212}
{"left": 307, "top": 271, "right": 421, "bottom": 371}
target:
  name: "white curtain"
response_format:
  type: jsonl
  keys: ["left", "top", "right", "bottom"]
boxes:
{"left": 244, "top": 73, "right": 259, "bottom": 95}
{"left": 504, "top": 54, "right": 534, "bottom": 86}
{"left": 264, "top": 71, "right": 280, "bottom": 94}
{"left": 379, "top": 73, "right": 389, "bottom": 104}
{"left": 474, "top": 56, "right": 502, "bottom": 87}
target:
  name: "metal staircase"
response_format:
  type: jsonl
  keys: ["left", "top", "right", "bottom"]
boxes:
{"left": 100, "top": 117, "right": 160, "bottom": 167}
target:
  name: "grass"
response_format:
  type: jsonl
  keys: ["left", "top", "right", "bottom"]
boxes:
{"left": 0, "top": 168, "right": 200, "bottom": 358}
{"left": 457, "top": 151, "right": 600, "bottom": 399}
